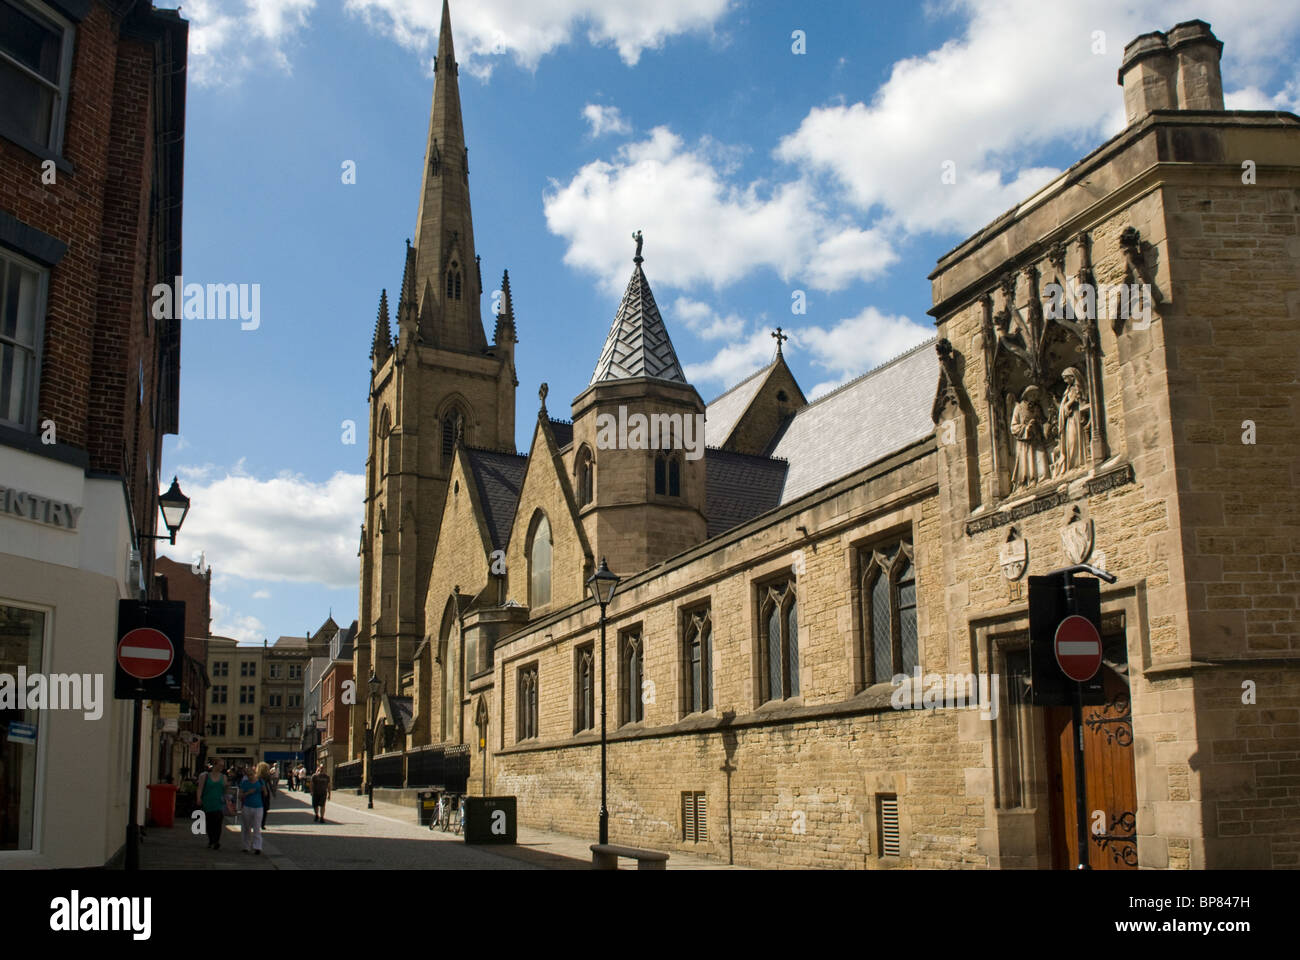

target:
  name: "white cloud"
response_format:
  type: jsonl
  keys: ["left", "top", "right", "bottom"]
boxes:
{"left": 544, "top": 127, "right": 898, "bottom": 295}
{"left": 166, "top": 467, "right": 363, "bottom": 590}
{"left": 684, "top": 328, "right": 779, "bottom": 391}
{"left": 252, "top": 589, "right": 272, "bottom": 600}
{"left": 210, "top": 597, "right": 267, "bottom": 646}
{"left": 343, "top": 0, "right": 731, "bottom": 74}
{"left": 776, "top": 0, "right": 1300, "bottom": 237}
{"left": 672, "top": 297, "right": 746, "bottom": 341}
{"left": 170, "top": 0, "right": 315, "bottom": 86}
{"left": 796, "top": 307, "right": 933, "bottom": 399}
{"left": 583, "top": 103, "right": 631, "bottom": 137}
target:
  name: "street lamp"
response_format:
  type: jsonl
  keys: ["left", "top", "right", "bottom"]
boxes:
{"left": 366, "top": 672, "right": 381, "bottom": 809}
{"left": 586, "top": 557, "right": 620, "bottom": 845}
{"left": 140, "top": 476, "right": 191, "bottom": 546}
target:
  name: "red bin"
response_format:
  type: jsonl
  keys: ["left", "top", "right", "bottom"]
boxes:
{"left": 147, "top": 783, "right": 178, "bottom": 827}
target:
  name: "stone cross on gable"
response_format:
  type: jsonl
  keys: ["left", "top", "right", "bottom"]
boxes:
{"left": 772, "top": 327, "right": 789, "bottom": 356}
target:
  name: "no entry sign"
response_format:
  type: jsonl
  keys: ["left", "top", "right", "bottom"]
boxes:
{"left": 115, "top": 600, "right": 185, "bottom": 701}
{"left": 118, "top": 628, "right": 174, "bottom": 679}
{"left": 1054, "top": 614, "right": 1102, "bottom": 682}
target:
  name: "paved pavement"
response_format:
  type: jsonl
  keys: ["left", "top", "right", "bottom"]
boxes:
{"left": 140, "top": 786, "right": 744, "bottom": 870}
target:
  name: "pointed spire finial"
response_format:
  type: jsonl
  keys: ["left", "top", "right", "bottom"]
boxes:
{"left": 772, "top": 326, "right": 789, "bottom": 357}
{"left": 632, "top": 229, "right": 644, "bottom": 264}
{"left": 539, "top": 382, "right": 549, "bottom": 416}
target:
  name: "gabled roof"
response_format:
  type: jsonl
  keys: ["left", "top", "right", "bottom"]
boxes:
{"left": 771, "top": 339, "right": 937, "bottom": 502}
{"left": 705, "top": 449, "right": 789, "bottom": 538}
{"left": 705, "top": 361, "right": 775, "bottom": 447}
{"left": 590, "top": 261, "right": 686, "bottom": 384}
{"left": 464, "top": 447, "right": 529, "bottom": 551}
{"left": 548, "top": 419, "right": 574, "bottom": 449}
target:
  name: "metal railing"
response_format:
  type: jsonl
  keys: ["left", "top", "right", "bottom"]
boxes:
{"left": 372, "top": 751, "right": 404, "bottom": 788}
{"left": 406, "top": 745, "right": 445, "bottom": 787}
{"left": 334, "top": 760, "right": 362, "bottom": 789}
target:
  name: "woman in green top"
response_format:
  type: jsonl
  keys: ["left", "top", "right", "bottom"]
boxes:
{"left": 196, "top": 759, "right": 228, "bottom": 850}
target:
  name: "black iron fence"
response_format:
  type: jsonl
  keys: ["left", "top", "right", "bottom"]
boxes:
{"left": 445, "top": 744, "right": 470, "bottom": 794}
{"left": 406, "top": 745, "right": 445, "bottom": 788}
{"left": 372, "top": 751, "right": 404, "bottom": 788}
{"left": 335, "top": 760, "right": 361, "bottom": 789}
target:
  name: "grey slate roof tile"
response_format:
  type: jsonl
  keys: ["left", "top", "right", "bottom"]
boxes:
{"left": 771, "top": 339, "right": 937, "bottom": 503}
{"left": 705, "top": 448, "right": 789, "bottom": 538}
{"left": 464, "top": 448, "right": 529, "bottom": 551}
{"left": 704, "top": 361, "right": 773, "bottom": 447}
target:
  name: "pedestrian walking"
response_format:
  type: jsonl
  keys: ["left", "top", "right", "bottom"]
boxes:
{"left": 257, "top": 761, "right": 273, "bottom": 828}
{"left": 196, "top": 759, "right": 227, "bottom": 850}
{"left": 239, "top": 765, "right": 265, "bottom": 854}
{"left": 310, "top": 764, "right": 331, "bottom": 822}
{"left": 456, "top": 794, "right": 465, "bottom": 835}
{"left": 268, "top": 764, "right": 279, "bottom": 796}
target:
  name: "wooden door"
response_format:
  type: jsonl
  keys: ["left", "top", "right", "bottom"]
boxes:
{"left": 1045, "top": 631, "right": 1137, "bottom": 869}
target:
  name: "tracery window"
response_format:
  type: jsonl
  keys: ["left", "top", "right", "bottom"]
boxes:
{"left": 860, "top": 540, "right": 918, "bottom": 687}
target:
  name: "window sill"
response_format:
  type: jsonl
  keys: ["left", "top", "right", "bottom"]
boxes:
{"left": 0, "top": 127, "right": 76, "bottom": 175}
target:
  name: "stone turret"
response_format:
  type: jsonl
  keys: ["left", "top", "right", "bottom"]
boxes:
{"left": 1118, "top": 20, "right": 1224, "bottom": 126}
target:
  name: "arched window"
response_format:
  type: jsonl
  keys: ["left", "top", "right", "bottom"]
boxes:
{"left": 516, "top": 664, "right": 538, "bottom": 741}
{"left": 446, "top": 266, "right": 463, "bottom": 301}
{"left": 860, "top": 541, "right": 918, "bottom": 687}
{"left": 621, "top": 630, "right": 644, "bottom": 724}
{"left": 655, "top": 454, "right": 682, "bottom": 497}
{"left": 378, "top": 406, "right": 391, "bottom": 474}
{"left": 683, "top": 607, "right": 712, "bottom": 714}
{"left": 576, "top": 446, "right": 594, "bottom": 507}
{"left": 759, "top": 581, "right": 799, "bottom": 702}
{"left": 529, "top": 513, "right": 552, "bottom": 608}
{"left": 441, "top": 409, "right": 463, "bottom": 468}
{"left": 439, "top": 598, "right": 457, "bottom": 741}
{"left": 575, "top": 645, "right": 594, "bottom": 732}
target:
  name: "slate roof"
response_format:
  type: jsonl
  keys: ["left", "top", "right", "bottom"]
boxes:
{"left": 549, "top": 419, "right": 574, "bottom": 449}
{"left": 706, "top": 448, "right": 789, "bottom": 538}
{"left": 771, "top": 339, "right": 937, "bottom": 503}
{"left": 590, "top": 262, "right": 686, "bottom": 384}
{"left": 386, "top": 695, "right": 414, "bottom": 733}
{"left": 704, "top": 361, "right": 774, "bottom": 447}
{"left": 464, "top": 447, "right": 529, "bottom": 550}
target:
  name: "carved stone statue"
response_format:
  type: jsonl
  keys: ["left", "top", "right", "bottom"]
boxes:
{"left": 1009, "top": 385, "right": 1053, "bottom": 490}
{"left": 1053, "top": 367, "right": 1089, "bottom": 476}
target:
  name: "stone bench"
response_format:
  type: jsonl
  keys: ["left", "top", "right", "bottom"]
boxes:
{"left": 590, "top": 843, "right": 670, "bottom": 870}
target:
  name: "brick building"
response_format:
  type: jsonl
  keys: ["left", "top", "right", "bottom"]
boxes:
{"left": 155, "top": 554, "right": 211, "bottom": 778}
{"left": 351, "top": 6, "right": 1299, "bottom": 869}
{"left": 0, "top": 0, "right": 187, "bottom": 867}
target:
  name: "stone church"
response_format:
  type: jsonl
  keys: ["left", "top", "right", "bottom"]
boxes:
{"left": 353, "top": 3, "right": 1299, "bottom": 869}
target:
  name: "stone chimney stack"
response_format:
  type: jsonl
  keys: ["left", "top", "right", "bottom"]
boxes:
{"left": 1169, "top": 20, "right": 1224, "bottom": 111}
{"left": 1118, "top": 20, "right": 1224, "bottom": 125}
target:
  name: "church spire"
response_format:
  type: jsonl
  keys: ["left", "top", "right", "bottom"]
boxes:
{"left": 411, "top": 0, "right": 487, "bottom": 354}
{"left": 495, "top": 269, "right": 517, "bottom": 345}
{"left": 371, "top": 289, "right": 392, "bottom": 362}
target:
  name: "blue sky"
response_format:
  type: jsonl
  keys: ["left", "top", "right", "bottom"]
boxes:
{"left": 152, "top": 0, "right": 1300, "bottom": 645}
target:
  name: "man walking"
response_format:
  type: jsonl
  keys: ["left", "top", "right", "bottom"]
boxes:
{"left": 310, "top": 764, "right": 331, "bottom": 823}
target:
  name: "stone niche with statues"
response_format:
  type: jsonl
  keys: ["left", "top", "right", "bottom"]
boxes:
{"left": 977, "top": 231, "right": 1124, "bottom": 509}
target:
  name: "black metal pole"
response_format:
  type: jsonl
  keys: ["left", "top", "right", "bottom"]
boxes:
{"left": 366, "top": 717, "right": 374, "bottom": 809}
{"left": 126, "top": 696, "right": 142, "bottom": 870}
{"left": 1063, "top": 572, "right": 1091, "bottom": 870}
{"left": 599, "top": 603, "right": 608, "bottom": 846}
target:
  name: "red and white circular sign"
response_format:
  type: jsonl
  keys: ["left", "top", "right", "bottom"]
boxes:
{"left": 1054, "top": 614, "right": 1102, "bottom": 682}
{"left": 118, "top": 627, "right": 175, "bottom": 680}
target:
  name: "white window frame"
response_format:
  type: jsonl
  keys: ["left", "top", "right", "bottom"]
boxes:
{"left": 0, "top": 248, "right": 49, "bottom": 432}
{"left": 0, "top": 0, "right": 76, "bottom": 155}
{"left": 0, "top": 596, "right": 52, "bottom": 858}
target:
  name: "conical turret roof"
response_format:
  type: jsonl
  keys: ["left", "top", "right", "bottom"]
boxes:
{"left": 590, "top": 237, "right": 686, "bottom": 384}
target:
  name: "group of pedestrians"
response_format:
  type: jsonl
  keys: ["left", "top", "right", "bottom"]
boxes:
{"left": 193, "top": 759, "right": 333, "bottom": 854}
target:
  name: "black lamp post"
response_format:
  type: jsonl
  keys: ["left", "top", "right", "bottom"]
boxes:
{"left": 586, "top": 558, "right": 620, "bottom": 845}
{"left": 366, "top": 672, "right": 380, "bottom": 808}
{"left": 140, "top": 476, "right": 191, "bottom": 546}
